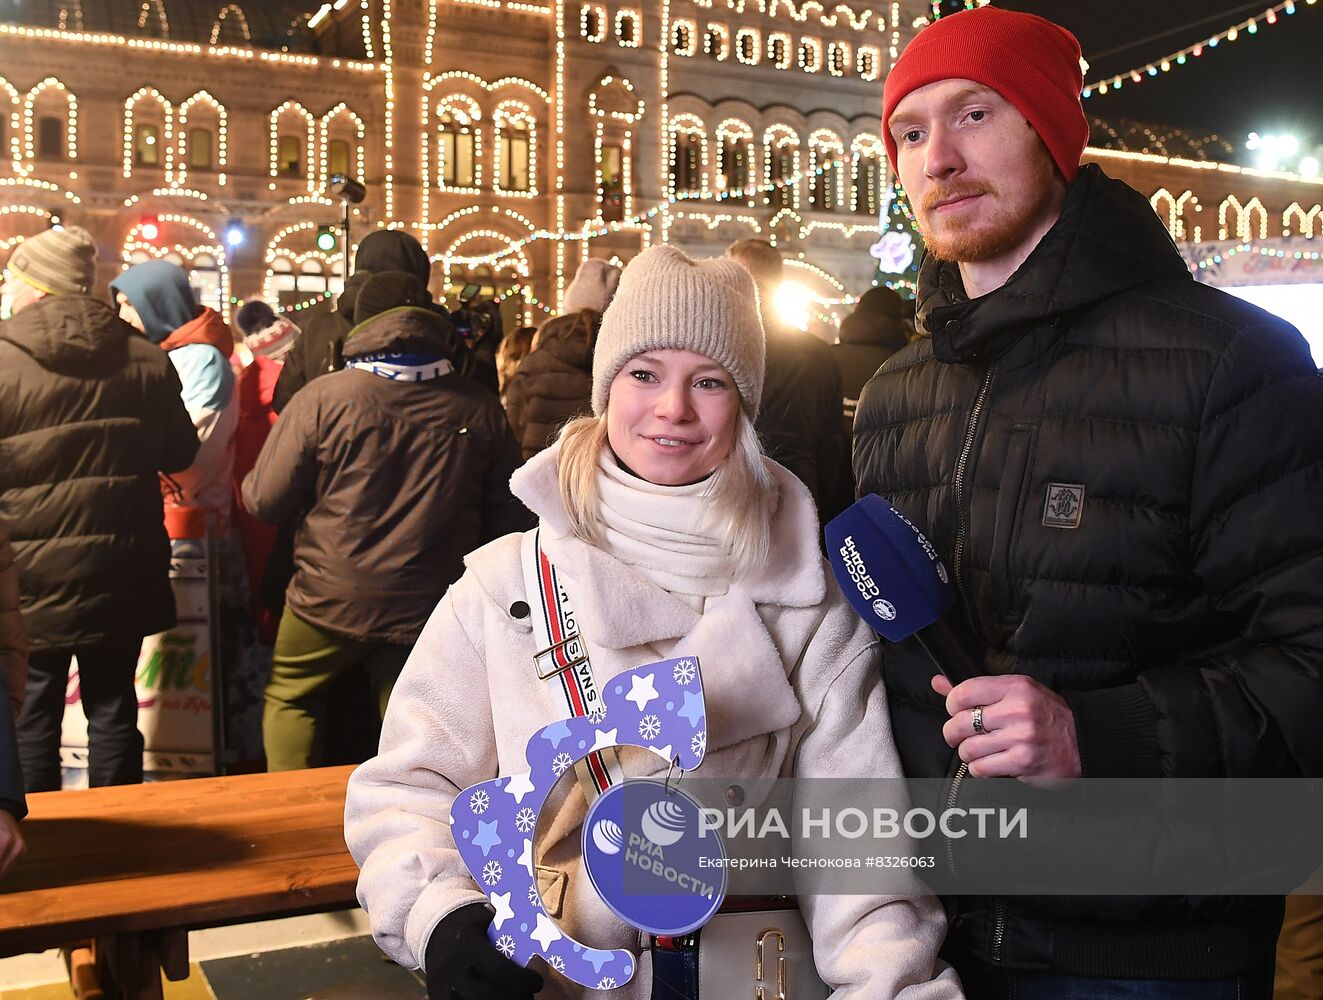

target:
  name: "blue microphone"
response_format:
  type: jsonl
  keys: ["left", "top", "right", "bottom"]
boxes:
{"left": 825, "top": 495, "right": 983, "bottom": 683}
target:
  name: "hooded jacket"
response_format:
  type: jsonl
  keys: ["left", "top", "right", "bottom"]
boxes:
{"left": 853, "top": 164, "right": 1323, "bottom": 977}
{"left": 110, "top": 262, "right": 238, "bottom": 530}
{"left": 272, "top": 231, "right": 498, "bottom": 411}
{"left": 503, "top": 318, "right": 595, "bottom": 460}
{"left": 833, "top": 301, "right": 912, "bottom": 437}
{"left": 242, "top": 307, "right": 531, "bottom": 645}
{"left": 0, "top": 515, "right": 24, "bottom": 819}
{"left": 345, "top": 444, "right": 963, "bottom": 1000}
{"left": 0, "top": 295, "right": 198, "bottom": 651}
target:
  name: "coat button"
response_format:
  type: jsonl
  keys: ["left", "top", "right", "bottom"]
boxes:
{"left": 944, "top": 319, "right": 961, "bottom": 336}
{"left": 509, "top": 601, "right": 530, "bottom": 620}
{"left": 725, "top": 784, "right": 745, "bottom": 807}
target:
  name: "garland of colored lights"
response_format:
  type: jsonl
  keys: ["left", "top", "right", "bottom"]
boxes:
{"left": 1191, "top": 242, "right": 1323, "bottom": 272}
{"left": 1082, "top": 1, "right": 1316, "bottom": 99}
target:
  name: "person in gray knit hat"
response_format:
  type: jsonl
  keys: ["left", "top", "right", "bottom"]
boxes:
{"left": 344, "top": 242, "right": 960, "bottom": 1000}
{"left": 1, "top": 227, "right": 198, "bottom": 793}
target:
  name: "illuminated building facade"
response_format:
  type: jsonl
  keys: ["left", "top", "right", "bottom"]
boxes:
{"left": 0, "top": 2, "right": 1316, "bottom": 333}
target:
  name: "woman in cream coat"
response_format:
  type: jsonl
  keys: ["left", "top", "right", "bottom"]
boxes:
{"left": 345, "top": 246, "right": 962, "bottom": 1000}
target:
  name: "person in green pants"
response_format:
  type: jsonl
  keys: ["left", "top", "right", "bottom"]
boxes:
{"left": 241, "top": 271, "right": 531, "bottom": 771}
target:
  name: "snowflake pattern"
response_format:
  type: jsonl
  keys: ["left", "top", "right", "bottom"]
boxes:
{"left": 448, "top": 656, "right": 706, "bottom": 991}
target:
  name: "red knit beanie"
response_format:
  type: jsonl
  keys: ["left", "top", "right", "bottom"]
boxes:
{"left": 882, "top": 6, "right": 1089, "bottom": 182}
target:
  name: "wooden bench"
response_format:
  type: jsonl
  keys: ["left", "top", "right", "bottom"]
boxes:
{"left": 0, "top": 766, "right": 360, "bottom": 999}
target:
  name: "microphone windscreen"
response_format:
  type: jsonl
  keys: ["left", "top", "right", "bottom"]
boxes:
{"left": 825, "top": 495, "right": 955, "bottom": 642}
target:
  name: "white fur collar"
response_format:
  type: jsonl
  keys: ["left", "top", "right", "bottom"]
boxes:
{"left": 508, "top": 443, "right": 826, "bottom": 637}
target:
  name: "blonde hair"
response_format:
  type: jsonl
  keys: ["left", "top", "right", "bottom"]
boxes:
{"left": 556, "top": 411, "right": 776, "bottom": 580}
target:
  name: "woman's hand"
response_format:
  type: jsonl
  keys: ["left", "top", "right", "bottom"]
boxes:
{"left": 424, "top": 902, "right": 544, "bottom": 999}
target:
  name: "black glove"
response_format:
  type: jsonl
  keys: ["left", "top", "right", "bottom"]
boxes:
{"left": 424, "top": 902, "right": 544, "bottom": 1000}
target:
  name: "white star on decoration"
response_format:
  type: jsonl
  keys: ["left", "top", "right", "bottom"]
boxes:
{"left": 531, "top": 912, "right": 563, "bottom": 952}
{"left": 625, "top": 672, "right": 659, "bottom": 711}
{"left": 518, "top": 837, "right": 534, "bottom": 876}
{"left": 490, "top": 890, "right": 514, "bottom": 930}
{"left": 590, "top": 728, "right": 618, "bottom": 752}
{"left": 503, "top": 770, "right": 537, "bottom": 804}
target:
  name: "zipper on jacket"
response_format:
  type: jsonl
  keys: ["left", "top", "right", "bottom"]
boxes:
{"left": 991, "top": 899, "right": 1007, "bottom": 964}
{"left": 952, "top": 367, "right": 995, "bottom": 639}
{"left": 943, "top": 761, "right": 969, "bottom": 875}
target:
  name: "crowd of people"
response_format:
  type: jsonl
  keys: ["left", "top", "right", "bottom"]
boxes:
{"left": 0, "top": 7, "right": 1321, "bottom": 1000}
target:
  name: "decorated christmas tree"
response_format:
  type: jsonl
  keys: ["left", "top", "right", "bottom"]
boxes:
{"left": 869, "top": 181, "right": 923, "bottom": 295}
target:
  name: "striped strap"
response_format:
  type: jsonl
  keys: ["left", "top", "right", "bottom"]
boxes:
{"left": 520, "top": 528, "right": 624, "bottom": 802}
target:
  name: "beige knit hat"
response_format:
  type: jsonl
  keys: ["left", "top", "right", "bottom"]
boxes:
{"left": 562, "top": 258, "right": 622, "bottom": 315}
{"left": 6, "top": 226, "right": 97, "bottom": 296}
{"left": 592, "top": 245, "right": 766, "bottom": 419}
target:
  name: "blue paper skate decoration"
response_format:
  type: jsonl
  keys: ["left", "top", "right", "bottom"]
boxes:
{"left": 449, "top": 655, "right": 707, "bottom": 991}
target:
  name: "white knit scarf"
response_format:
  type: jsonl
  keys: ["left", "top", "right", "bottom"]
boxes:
{"left": 595, "top": 450, "right": 733, "bottom": 610}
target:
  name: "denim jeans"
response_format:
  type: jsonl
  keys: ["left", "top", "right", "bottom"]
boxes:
{"left": 956, "top": 958, "right": 1273, "bottom": 1000}
{"left": 650, "top": 943, "right": 699, "bottom": 1000}
{"left": 17, "top": 638, "right": 144, "bottom": 791}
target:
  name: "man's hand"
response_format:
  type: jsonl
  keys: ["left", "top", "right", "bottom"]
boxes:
{"left": 932, "top": 674, "right": 1082, "bottom": 785}
{"left": 0, "top": 810, "right": 25, "bottom": 879}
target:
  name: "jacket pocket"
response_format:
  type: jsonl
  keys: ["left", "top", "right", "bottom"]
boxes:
{"left": 990, "top": 424, "right": 1035, "bottom": 626}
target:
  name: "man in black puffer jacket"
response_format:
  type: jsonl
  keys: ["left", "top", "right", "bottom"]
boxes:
{"left": 0, "top": 227, "right": 198, "bottom": 791}
{"left": 856, "top": 8, "right": 1323, "bottom": 998}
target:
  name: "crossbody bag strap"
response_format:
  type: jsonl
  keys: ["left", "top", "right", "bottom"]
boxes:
{"left": 520, "top": 528, "right": 625, "bottom": 804}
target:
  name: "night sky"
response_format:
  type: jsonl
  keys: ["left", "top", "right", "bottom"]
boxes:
{"left": 992, "top": 0, "right": 1323, "bottom": 164}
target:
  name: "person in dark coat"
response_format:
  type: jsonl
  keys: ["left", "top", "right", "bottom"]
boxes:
{"left": 857, "top": 8, "right": 1323, "bottom": 996}
{"left": 242, "top": 272, "right": 531, "bottom": 771}
{"left": 273, "top": 231, "right": 499, "bottom": 413}
{"left": 727, "top": 239, "right": 848, "bottom": 523}
{"left": 504, "top": 309, "right": 599, "bottom": 460}
{"left": 0, "top": 514, "right": 27, "bottom": 875}
{"left": 832, "top": 285, "right": 912, "bottom": 437}
{"left": 0, "top": 227, "right": 199, "bottom": 792}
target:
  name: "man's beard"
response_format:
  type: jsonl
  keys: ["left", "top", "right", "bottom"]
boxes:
{"left": 918, "top": 152, "right": 1058, "bottom": 264}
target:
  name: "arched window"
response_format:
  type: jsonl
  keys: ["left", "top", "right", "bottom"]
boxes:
{"left": 670, "top": 117, "right": 707, "bottom": 195}
{"left": 320, "top": 103, "right": 366, "bottom": 186}
{"left": 616, "top": 10, "right": 640, "bottom": 47}
{"left": 736, "top": 29, "right": 759, "bottom": 65}
{"left": 768, "top": 33, "right": 791, "bottom": 70}
{"left": 176, "top": 92, "right": 225, "bottom": 182}
{"left": 764, "top": 126, "right": 800, "bottom": 210}
{"left": 598, "top": 142, "right": 624, "bottom": 221}
{"left": 857, "top": 46, "right": 881, "bottom": 81}
{"left": 798, "top": 38, "right": 822, "bottom": 73}
{"left": 810, "top": 130, "right": 844, "bottom": 210}
{"left": 138, "top": 0, "right": 169, "bottom": 37}
{"left": 672, "top": 20, "right": 696, "bottom": 56}
{"left": 828, "top": 41, "right": 850, "bottom": 77}
{"left": 705, "top": 24, "right": 729, "bottom": 60}
{"left": 436, "top": 100, "right": 480, "bottom": 188}
{"left": 495, "top": 103, "right": 536, "bottom": 194}
{"left": 270, "top": 101, "right": 315, "bottom": 187}
{"left": 580, "top": 3, "right": 605, "bottom": 41}
{"left": 25, "top": 79, "right": 78, "bottom": 163}
{"left": 717, "top": 120, "right": 754, "bottom": 198}
{"left": 852, "top": 134, "right": 885, "bottom": 216}
{"left": 210, "top": 4, "right": 251, "bottom": 45}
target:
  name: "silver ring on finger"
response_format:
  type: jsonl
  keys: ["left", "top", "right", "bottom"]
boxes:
{"left": 971, "top": 705, "right": 986, "bottom": 736}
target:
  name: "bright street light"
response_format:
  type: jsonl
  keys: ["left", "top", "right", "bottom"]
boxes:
{"left": 1300, "top": 156, "right": 1321, "bottom": 179}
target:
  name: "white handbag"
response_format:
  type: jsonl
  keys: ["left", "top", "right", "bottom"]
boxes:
{"left": 697, "top": 900, "right": 830, "bottom": 999}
